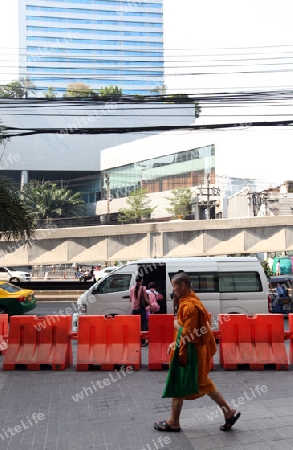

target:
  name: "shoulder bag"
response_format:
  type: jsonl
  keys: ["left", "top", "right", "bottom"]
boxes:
{"left": 162, "top": 326, "right": 199, "bottom": 398}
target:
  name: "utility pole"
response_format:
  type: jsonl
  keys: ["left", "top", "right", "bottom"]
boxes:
{"left": 206, "top": 173, "right": 211, "bottom": 220}
{"left": 105, "top": 173, "right": 110, "bottom": 223}
{"left": 197, "top": 174, "right": 220, "bottom": 220}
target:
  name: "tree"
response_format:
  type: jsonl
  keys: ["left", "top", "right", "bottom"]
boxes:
{"left": 0, "top": 81, "right": 24, "bottom": 98}
{"left": 118, "top": 188, "right": 156, "bottom": 224}
{"left": 19, "top": 76, "right": 36, "bottom": 98}
{"left": 99, "top": 85, "right": 122, "bottom": 100}
{"left": 63, "top": 82, "right": 94, "bottom": 98}
{"left": 151, "top": 84, "right": 167, "bottom": 95}
{"left": 0, "top": 175, "right": 36, "bottom": 242}
{"left": 165, "top": 187, "right": 192, "bottom": 219}
{"left": 0, "top": 77, "right": 36, "bottom": 98}
{"left": 21, "top": 180, "right": 86, "bottom": 224}
{"left": 44, "top": 86, "right": 57, "bottom": 99}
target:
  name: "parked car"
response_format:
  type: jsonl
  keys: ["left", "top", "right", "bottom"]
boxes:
{"left": 268, "top": 275, "right": 293, "bottom": 313}
{"left": 0, "top": 282, "right": 37, "bottom": 315}
{"left": 0, "top": 266, "right": 31, "bottom": 283}
{"left": 93, "top": 266, "right": 117, "bottom": 282}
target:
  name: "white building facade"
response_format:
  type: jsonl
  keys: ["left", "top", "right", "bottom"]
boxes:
{"left": 1, "top": 100, "right": 217, "bottom": 220}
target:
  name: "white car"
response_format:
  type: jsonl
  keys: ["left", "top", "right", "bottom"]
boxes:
{"left": 0, "top": 266, "right": 31, "bottom": 283}
{"left": 93, "top": 266, "right": 117, "bottom": 282}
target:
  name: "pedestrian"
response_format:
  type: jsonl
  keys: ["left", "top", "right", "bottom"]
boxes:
{"left": 276, "top": 259, "right": 281, "bottom": 275}
{"left": 148, "top": 281, "right": 165, "bottom": 313}
{"left": 146, "top": 282, "right": 161, "bottom": 315}
{"left": 154, "top": 271, "right": 240, "bottom": 433}
{"left": 130, "top": 274, "right": 150, "bottom": 346}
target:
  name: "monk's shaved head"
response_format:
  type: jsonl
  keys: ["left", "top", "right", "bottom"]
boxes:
{"left": 171, "top": 271, "right": 191, "bottom": 289}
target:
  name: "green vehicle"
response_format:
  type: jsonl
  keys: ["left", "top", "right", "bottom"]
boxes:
{"left": 0, "top": 282, "right": 37, "bottom": 316}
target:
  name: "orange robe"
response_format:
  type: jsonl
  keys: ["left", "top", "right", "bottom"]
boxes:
{"left": 170, "top": 291, "right": 217, "bottom": 400}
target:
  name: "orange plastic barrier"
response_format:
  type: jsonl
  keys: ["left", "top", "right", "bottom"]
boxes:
{"left": 0, "top": 314, "right": 8, "bottom": 355}
{"left": 219, "top": 314, "right": 288, "bottom": 370}
{"left": 76, "top": 315, "right": 141, "bottom": 371}
{"left": 148, "top": 314, "right": 174, "bottom": 370}
{"left": 287, "top": 314, "right": 293, "bottom": 364}
{"left": 3, "top": 315, "right": 73, "bottom": 371}
{"left": 148, "top": 314, "right": 216, "bottom": 370}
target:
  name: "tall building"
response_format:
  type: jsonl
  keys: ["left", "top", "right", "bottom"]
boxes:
{"left": 18, "top": 0, "right": 164, "bottom": 96}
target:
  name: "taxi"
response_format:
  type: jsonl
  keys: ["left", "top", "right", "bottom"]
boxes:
{"left": 0, "top": 281, "right": 37, "bottom": 316}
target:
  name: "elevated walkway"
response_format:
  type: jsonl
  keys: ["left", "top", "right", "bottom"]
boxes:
{"left": 0, "top": 215, "right": 293, "bottom": 265}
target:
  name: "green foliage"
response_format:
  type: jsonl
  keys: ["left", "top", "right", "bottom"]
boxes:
{"left": 165, "top": 94, "right": 201, "bottom": 118}
{"left": 118, "top": 188, "right": 156, "bottom": 224}
{"left": 19, "top": 77, "right": 36, "bottom": 98}
{"left": 151, "top": 84, "right": 167, "bottom": 95}
{"left": 0, "top": 77, "right": 36, "bottom": 98}
{"left": 44, "top": 86, "right": 57, "bottom": 99}
{"left": 21, "top": 180, "right": 86, "bottom": 224}
{"left": 165, "top": 187, "right": 192, "bottom": 219}
{"left": 63, "top": 82, "right": 94, "bottom": 98}
{"left": 99, "top": 85, "right": 122, "bottom": 100}
{"left": 0, "top": 81, "right": 24, "bottom": 98}
{"left": 0, "top": 175, "right": 36, "bottom": 242}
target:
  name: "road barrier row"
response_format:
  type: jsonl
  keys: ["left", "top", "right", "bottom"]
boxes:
{"left": 1, "top": 314, "right": 293, "bottom": 371}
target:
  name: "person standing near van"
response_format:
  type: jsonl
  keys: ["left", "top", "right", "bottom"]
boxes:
{"left": 146, "top": 282, "right": 161, "bottom": 314}
{"left": 276, "top": 259, "right": 281, "bottom": 275}
{"left": 130, "top": 275, "right": 150, "bottom": 345}
{"left": 154, "top": 271, "right": 240, "bottom": 433}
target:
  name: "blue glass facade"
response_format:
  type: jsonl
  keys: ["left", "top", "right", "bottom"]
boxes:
{"left": 21, "top": 0, "right": 164, "bottom": 95}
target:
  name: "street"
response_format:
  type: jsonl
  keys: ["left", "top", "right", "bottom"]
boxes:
{"left": 29, "top": 301, "right": 78, "bottom": 317}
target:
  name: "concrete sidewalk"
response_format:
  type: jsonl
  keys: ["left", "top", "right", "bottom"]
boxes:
{"left": 0, "top": 344, "right": 293, "bottom": 450}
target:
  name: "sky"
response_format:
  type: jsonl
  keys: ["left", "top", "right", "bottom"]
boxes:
{"left": 0, "top": 0, "right": 293, "bottom": 188}
{"left": 163, "top": 0, "right": 293, "bottom": 187}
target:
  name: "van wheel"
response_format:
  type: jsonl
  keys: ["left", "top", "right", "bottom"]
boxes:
{"left": 105, "top": 314, "right": 116, "bottom": 318}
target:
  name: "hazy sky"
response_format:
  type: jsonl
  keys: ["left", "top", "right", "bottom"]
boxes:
{"left": 0, "top": 0, "right": 293, "bottom": 187}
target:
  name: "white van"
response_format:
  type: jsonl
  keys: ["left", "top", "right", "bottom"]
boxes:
{"left": 72, "top": 257, "right": 270, "bottom": 331}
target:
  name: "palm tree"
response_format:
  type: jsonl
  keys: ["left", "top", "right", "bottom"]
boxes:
{"left": 150, "top": 84, "right": 167, "bottom": 95}
{"left": 21, "top": 180, "right": 86, "bottom": 224}
{"left": 19, "top": 76, "right": 37, "bottom": 98}
{"left": 0, "top": 175, "right": 36, "bottom": 242}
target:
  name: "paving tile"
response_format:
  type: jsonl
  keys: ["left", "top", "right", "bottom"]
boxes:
{"left": 1, "top": 348, "right": 293, "bottom": 450}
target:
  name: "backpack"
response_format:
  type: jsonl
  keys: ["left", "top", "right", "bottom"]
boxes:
{"left": 147, "top": 289, "right": 160, "bottom": 313}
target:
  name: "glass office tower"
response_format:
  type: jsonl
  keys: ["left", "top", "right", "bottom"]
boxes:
{"left": 18, "top": 0, "right": 164, "bottom": 95}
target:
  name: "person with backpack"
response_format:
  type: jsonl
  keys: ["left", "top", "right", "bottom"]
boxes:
{"left": 146, "top": 282, "right": 161, "bottom": 315}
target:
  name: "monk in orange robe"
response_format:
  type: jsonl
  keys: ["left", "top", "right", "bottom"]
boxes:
{"left": 154, "top": 271, "right": 241, "bottom": 433}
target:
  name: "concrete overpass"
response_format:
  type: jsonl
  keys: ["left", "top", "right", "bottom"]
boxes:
{"left": 1, "top": 215, "right": 293, "bottom": 266}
